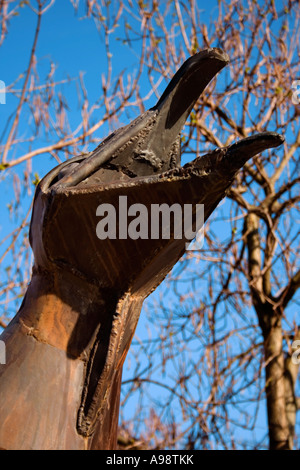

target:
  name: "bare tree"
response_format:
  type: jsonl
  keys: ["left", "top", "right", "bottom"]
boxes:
{"left": 0, "top": 0, "right": 299, "bottom": 450}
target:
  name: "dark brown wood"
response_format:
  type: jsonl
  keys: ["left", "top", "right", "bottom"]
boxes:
{"left": 0, "top": 49, "right": 284, "bottom": 450}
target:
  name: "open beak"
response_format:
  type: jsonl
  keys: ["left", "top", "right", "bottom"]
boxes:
{"left": 30, "top": 48, "right": 284, "bottom": 438}
{"left": 33, "top": 45, "right": 285, "bottom": 301}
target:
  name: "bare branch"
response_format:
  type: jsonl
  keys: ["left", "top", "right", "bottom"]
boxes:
{"left": 277, "top": 269, "right": 300, "bottom": 309}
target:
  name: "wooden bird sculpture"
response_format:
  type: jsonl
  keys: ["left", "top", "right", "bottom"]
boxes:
{"left": 0, "top": 49, "right": 284, "bottom": 450}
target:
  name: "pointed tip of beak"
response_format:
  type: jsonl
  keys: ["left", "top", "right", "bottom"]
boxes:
{"left": 197, "top": 47, "right": 230, "bottom": 64}
{"left": 225, "top": 132, "right": 285, "bottom": 169}
{"left": 179, "top": 47, "right": 230, "bottom": 70}
{"left": 154, "top": 48, "right": 230, "bottom": 132}
{"left": 156, "top": 47, "right": 230, "bottom": 107}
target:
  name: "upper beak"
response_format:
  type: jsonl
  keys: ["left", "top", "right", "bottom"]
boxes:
{"left": 145, "top": 48, "right": 230, "bottom": 164}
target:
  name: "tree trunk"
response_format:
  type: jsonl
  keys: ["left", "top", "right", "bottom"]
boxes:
{"left": 246, "top": 212, "right": 293, "bottom": 450}
{"left": 263, "top": 321, "right": 290, "bottom": 450}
